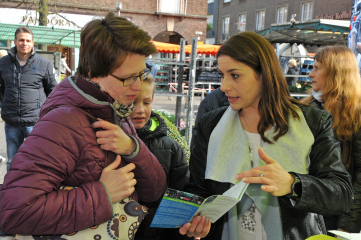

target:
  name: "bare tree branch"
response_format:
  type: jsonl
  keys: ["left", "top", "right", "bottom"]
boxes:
{"left": 14, "top": 0, "right": 25, "bottom": 8}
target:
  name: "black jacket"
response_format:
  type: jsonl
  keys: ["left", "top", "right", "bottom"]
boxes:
{"left": 135, "top": 111, "right": 190, "bottom": 240}
{"left": 191, "top": 87, "right": 229, "bottom": 149}
{"left": 0, "top": 47, "right": 57, "bottom": 126}
{"left": 310, "top": 99, "right": 361, "bottom": 233}
{"left": 286, "top": 66, "right": 299, "bottom": 86}
{"left": 186, "top": 105, "right": 353, "bottom": 240}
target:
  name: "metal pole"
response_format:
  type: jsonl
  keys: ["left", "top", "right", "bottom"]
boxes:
{"left": 73, "top": 32, "right": 76, "bottom": 75}
{"left": 185, "top": 38, "right": 197, "bottom": 146}
{"left": 175, "top": 38, "right": 186, "bottom": 127}
{"left": 276, "top": 43, "right": 280, "bottom": 60}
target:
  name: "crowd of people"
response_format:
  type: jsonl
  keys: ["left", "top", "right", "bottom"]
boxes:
{"left": 0, "top": 12, "right": 360, "bottom": 240}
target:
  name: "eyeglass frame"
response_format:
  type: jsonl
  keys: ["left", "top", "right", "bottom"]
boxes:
{"left": 110, "top": 65, "right": 151, "bottom": 86}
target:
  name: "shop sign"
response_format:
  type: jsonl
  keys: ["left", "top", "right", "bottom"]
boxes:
{"left": 316, "top": 10, "right": 352, "bottom": 20}
{"left": 21, "top": 16, "right": 79, "bottom": 28}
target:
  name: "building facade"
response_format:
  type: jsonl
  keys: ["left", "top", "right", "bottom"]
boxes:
{"left": 206, "top": 0, "right": 218, "bottom": 44}
{"left": 216, "top": 0, "right": 352, "bottom": 44}
{"left": 0, "top": 0, "right": 208, "bottom": 45}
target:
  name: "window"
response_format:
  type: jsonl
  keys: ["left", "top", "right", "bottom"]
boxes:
{"left": 208, "top": 0, "right": 214, "bottom": 3}
{"left": 277, "top": 7, "right": 287, "bottom": 23}
{"left": 159, "top": 0, "right": 186, "bottom": 14}
{"left": 224, "top": 0, "right": 231, "bottom": 3}
{"left": 222, "top": 16, "right": 230, "bottom": 41}
{"left": 238, "top": 14, "right": 246, "bottom": 33}
{"left": 256, "top": 10, "right": 265, "bottom": 32}
{"left": 301, "top": 2, "right": 313, "bottom": 21}
{"left": 207, "top": 15, "right": 213, "bottom": 25}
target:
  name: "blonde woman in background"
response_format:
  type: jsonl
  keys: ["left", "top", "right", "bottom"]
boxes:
{"left": 303, "top": 45, "right": 361, "bottom": 235}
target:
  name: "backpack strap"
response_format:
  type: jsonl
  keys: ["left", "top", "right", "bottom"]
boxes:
{"left": 39, "top": 105, "right": 114, "bottom": 167}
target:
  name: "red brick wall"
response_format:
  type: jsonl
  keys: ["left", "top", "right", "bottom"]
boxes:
{"left": 0, "top": 0, "right": 207, "bottom": 43}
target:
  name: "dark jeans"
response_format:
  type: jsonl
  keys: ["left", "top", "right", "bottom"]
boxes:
{"left": 5, "top": 122, "right": 34, "bottom": 172}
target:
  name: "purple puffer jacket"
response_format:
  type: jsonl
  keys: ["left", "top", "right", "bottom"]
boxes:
{"left": 0, "top": 77, "right": 166, "bottom": 235}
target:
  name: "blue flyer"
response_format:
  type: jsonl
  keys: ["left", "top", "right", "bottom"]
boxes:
{"left": 150, "top": 180, "right": 249, "bottom": 228}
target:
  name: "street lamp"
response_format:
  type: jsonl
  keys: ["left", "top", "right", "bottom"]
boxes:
{"left": 116, "top": 0, "right": 122, "bottom": 17}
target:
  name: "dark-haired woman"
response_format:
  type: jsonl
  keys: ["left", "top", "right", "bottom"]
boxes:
{"left": 179, "top": 32, "right": 353, "bottom": 240}
{"left": 0, "top": 13, "right": 166, "bottom": 235}
{"left": 303, "top": 45, "right": 361, "bottom": 235}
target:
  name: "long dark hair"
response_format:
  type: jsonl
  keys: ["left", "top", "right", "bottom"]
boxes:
{"left": 217, "top": 31, "right": 300, "bottom": 143}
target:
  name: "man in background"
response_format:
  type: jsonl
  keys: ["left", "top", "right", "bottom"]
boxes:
{"left": 60, "top": 54, "right": 71, "bottom": 81}
{"left": 0, "top": 26, "right": 57, "bottom": 171}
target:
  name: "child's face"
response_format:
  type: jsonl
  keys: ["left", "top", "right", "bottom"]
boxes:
{"left": 130, "top": 82, "right": 154, "bottom": 129}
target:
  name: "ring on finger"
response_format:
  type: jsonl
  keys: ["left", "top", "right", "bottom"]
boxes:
{"left": 259, "top": 171, "right": 264, "bottom": 177}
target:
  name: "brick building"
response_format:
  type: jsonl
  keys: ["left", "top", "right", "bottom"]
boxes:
{"left": 215, "top": 0, "right": 352, "bottom": 44}
{"left": 0, "top": 0, "right": 208, "bottom": 44}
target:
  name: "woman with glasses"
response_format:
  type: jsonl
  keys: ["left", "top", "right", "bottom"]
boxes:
{"left": 0, "top": 13, "right": 166, "bottom": 237}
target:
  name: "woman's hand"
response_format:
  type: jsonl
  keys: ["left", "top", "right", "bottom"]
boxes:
{"left": 93, "top": 118, "right": 135, "bottom": 156}
{"left": 179, "top": 216, "right": 211, "bottom": 239}
{"left": 235, "top": 147, "right": 295, "bottom": 196}
{"left": 99, "top": 155, "right": 137, "bottom": 203}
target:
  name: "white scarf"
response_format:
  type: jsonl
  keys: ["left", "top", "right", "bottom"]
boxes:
{"left": 206, "top": 106, "right": 314, "bottom": 240}
{"left": 312, "top": 90, "right": 323, "bottom": 103}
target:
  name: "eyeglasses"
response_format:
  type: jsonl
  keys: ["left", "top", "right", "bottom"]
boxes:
{"left": 110, "top": 66, "right": 151, "bottom": 87}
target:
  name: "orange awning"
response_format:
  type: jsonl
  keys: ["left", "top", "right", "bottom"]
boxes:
{"left": 152, "top": 41, "right": 180, "bottom": 54}
{"left": 152, "top": 41, "right": 221, "bottom": 55}
{"left": 185, "top": 44, "right": 221, "bottom": 56}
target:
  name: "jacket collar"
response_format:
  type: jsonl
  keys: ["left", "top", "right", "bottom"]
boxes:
{"left": 8, "top": 46, "right": 36, "bottom": 64}
{"left": 136, "top": 111, "right": 167, "bottom": 140}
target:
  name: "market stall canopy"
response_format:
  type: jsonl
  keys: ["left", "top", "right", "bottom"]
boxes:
{"left": 257, "top": 19, "right": 349, "bottom": 45}
{"left": 152, "top": 41, "right": 180, "bottom": 54}
{"left": 0, "top": 23, "right": 81, "bottom": 48}
{"left": 185, "top": 42, "right": 221, "bottom": 55}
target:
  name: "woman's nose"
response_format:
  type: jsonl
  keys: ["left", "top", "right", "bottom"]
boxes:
{"left": 131, "top": 77, "right": 143, "bottom": 91}
{"left": 308, "top": 69, "right": 315, "bottom": 78}
{"left": 220, "top": 77, "right": 230, "bottom": 93}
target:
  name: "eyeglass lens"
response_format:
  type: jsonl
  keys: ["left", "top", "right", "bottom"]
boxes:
{"left": 124, "top": 69, "right": 150, "bottom": 86}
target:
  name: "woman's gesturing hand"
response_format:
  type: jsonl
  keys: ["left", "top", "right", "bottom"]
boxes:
{"left": 99, "top": 155, "right": 137, "bottom": 203}
{"left": 235, "top": 147, "right": 295, "bottom": 196}
{"left": 93, "top": 118, "right": 135, "bottom": 156}
{"left": 179, "top": 216, "right": 211, "bottom": 239}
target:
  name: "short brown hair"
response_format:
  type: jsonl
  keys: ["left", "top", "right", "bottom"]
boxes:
{"left": 15, "top": 27, "right": 33, "bottom": 40}
{"left": 217, "top": 32, "right": 300, "bottom": 143}
{"left": 77, "top": 12, "right": 157, "bottom": 79}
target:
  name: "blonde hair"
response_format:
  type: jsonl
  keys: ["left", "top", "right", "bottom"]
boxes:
{"left": 143, "top": 73, "right": 156, "bottom": 98}
{"left": 303, "top": 45, "right": 361, "bottom": 141}
{"left": 0, "top": 50, "right": 8, "bottom": 58}
{"left": 288, "top": 59, "right": 297, "bottom": 67}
